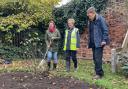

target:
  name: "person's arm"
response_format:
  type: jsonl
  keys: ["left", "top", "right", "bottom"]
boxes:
{"left": 45, "top": 31, "right": 50, "bottom": 47}
{"left": 100, "top": 16, "right": 109, "bottom": 45}
{"left": 57, "top": 29, "right": 61, "bottom": 39}
{"left": 76, "top": 30, "right": 80, "bottom": 48}
{"left": 52, "top": 29, "right": 61, "bottom": 40}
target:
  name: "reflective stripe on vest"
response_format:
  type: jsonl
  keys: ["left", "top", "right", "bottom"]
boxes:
{"left": 63, "top": 28, "right": 78, "bottom": 50}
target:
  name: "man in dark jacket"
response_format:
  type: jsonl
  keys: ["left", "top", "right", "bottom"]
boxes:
{"left": 87, "top": 7, "right": 109, "bottom": 79}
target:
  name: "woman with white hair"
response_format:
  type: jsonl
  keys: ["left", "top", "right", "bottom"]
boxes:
{"left": 63, "top": 18, "right": 80, "bottom": 72}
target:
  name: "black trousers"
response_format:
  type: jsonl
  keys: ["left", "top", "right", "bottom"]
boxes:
{"left": 65, "top": 50, "right": 77, "bottom": 70}
{"left": 92, "top": 47, "right": 104, "bottom": 76}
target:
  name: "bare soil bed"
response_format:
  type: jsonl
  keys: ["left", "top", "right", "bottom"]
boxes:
{"left": 0, "top": 72, "right": 100, "bottom": 89}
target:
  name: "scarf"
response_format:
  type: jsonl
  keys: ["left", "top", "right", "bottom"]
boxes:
{"left": 49, "top": 25, "right": 56, "bottom": 33}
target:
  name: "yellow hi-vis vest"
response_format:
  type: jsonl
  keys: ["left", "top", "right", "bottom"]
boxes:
{"left": 63, "top": 28, "right": 78, "bottom": 51}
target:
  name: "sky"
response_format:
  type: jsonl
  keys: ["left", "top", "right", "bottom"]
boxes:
{"left": 61, "top": 0, "right": 70, "bottom": 5}
{"left": 56, "top": 0, "right": 71, "bottom": 7}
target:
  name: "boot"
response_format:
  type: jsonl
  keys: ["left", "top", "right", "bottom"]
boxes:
{"left": 47, "top": 62, "right": 51, "bottom": 71}
{"left": 53, "top": 63, "right": 57, "bottom": 70}
{"left": 66, "top": 61, "right": 70, "bottom": 72}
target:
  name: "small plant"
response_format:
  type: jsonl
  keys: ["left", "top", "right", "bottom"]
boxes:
{"left": 117, "top": 51, "right": 128, "bottom": 77}
{"left": 0, "top": 44, "right": 21, "bottom": 59}
{"left": 122, "top": 64, "right": 128, "bottom": 78}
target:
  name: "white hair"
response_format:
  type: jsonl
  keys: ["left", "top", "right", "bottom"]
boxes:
{"left": 87, "top": 7, "right": 96, "bottom": 13}
{"left": 68, "top": 18, "right": 75, "bottom": 24}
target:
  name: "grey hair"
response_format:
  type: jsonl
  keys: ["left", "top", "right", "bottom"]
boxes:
{"left": 87, "top": 7, "right": 96, "bottom": 13}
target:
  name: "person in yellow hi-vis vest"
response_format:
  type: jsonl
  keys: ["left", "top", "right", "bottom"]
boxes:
{"left": 63, "top": 18, "right": 80, "bottom": 72}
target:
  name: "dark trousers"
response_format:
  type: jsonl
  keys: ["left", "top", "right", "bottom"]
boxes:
{"left": 65, "top": 50, "right": 77, "bottom": 71}
{"left": 92, "top": 47, "right": 104, "bottom": 76}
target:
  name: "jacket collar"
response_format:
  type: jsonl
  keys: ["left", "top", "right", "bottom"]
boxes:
{"left": 68, "top": 27, "right": 75, "bottom": 31}
{"left": 89, "top": 13, "right": 99, "bottom": 22}
{"left": 95, "top": 14, "right": 99, "bottom": 21}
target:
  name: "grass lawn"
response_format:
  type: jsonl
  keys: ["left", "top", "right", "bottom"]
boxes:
{"left": 51, "top": 59, "right": 128, "bottom": 89}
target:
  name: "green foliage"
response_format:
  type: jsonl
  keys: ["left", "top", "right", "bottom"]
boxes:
{"left": 118, "top": 52, "right": 128, "bottom": 77}
{"left": 0, "top": 0, "right": 60, "bottom": 59}
{"left": 20, "top": 29, "right": 46, "bottom": 59}
{"left": 0, "top": 44, "right": 22, "bottom": 59}
{"left": 0, "top": 0, "right": 60, "bottom": 32}
{"left": 0, "top": 32, "right": 45, "bottom": 59}
{"left": 122, "top": 64, "right": 128, "bottom": 77}
{"left": 0, "top": 28, "right": 47, "bottom": 59}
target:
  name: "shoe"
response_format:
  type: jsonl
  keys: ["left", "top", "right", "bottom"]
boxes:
{"left": 92, "top": 75, "right": 102, "bottom": 80}
{"left": 47, "top": 62, "right": 51, "bottom": 71}
{"left": 53, "top": 63, "right": 57, "bottom": 70}
{"left": 66, "top": 61, "right": 70, "bottom": 72}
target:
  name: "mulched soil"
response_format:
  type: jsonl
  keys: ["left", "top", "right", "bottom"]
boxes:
{"left": 0, "top": 72, "right": 100, "bottom": 89}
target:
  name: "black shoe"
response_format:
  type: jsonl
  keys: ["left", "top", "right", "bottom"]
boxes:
{"left": 47, "top": 62, "right": 51, "bottom": 71}
{"left": 53, "top": 63, "right": 57, "bottom": 70}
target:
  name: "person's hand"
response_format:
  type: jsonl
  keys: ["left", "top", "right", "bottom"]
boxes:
{"left": 77, "top": 48, "right": 80, "bottom": 51}
{"left": 101, "top": 41, "right": 106, "bottom": 47}
{"left": 47, "top": 44, "right": 51, "bottom": 48}
{"left": 51, "top": 37, "right": 55, "bottom": 40}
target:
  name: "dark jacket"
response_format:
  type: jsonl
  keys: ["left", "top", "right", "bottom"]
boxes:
{"left": 88, "top": 14, "right": 110, "bottom": 48}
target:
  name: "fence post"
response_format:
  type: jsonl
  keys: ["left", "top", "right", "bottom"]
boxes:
{"left": 111, "top": 49, "right": 117, "bottom": 73}
{"left": 122, "top": 30, "right": 128, "bottom": 52}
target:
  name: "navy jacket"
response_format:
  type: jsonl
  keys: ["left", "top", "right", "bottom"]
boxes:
{"left": 88, "top": 14, "right": 110, "bottom": 48}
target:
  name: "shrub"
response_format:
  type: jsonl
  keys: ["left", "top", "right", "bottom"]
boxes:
{"left": 0, "top": 0, "right": 59, "bottom": 59}
{"left": 122, "top": 64, "right": 128, "bottom": 77}
{"left": 117, "top": 51, "right": 128, "bottom": 77}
